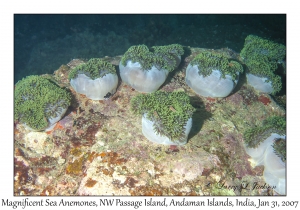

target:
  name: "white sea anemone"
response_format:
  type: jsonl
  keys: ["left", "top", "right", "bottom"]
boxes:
{"left": 119, "top": 60, "right": 168, "bottom": 93}
{"left": 245, "top": 133, "right": 286, "bottom": 195}
{"left": 186, "top": 65, "right": 239, "bottom": 98}
{"left": 246, "top": 73, "right": 274, "bottom": 94}
{"left": 120, "top": 44, "right": 184, "bottom": 93}
{"left": 142, "top": 115, "right": 192, "bottom": 145}
{"left": 185, "top": 51, "right": 243, "bottom": 98}
{"left": 69, "top": 58, "right": 118, "bottom": 100}
{"left": 70, "top": 73, "right": 118, "bottom": 100}
{"left": 131, "top": 91, "right": 195, "bottom": 145}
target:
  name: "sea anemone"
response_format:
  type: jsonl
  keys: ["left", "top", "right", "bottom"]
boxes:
{"left": 240, "top": 35, "right": 286, "bottom": 94}
{"left": 131, "top": 91, "right": 195, "bottom": 145}
{"left": 119, "top": 44, "right": 184, "bottom": 93}
{"left": 185, "top": 51, "right": 243, "bottom": 98}
{"left": 69, "top": 58, "right": 118, "bottom": 100}
{"left": 14, "top": 75, "right": 71, "bottom": 131}
{"left": 243, "top": 116, "right": 286, "bottom": 195}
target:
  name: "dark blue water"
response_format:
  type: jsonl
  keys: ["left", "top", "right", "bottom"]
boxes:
{"left": 14, "top": 14, "right": 286, "bottom": 84}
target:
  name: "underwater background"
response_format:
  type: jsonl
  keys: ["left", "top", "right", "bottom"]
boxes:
{"left": 14, "top": 14, "right": 286, "bottom": 84}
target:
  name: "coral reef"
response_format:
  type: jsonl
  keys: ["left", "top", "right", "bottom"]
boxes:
{"left": 13, "top": 46, "right": 286, "bottom": 196}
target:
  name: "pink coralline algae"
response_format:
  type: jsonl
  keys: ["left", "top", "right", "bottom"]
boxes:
{"left": 58, "top": 115, "right": 73, "bottom": 129}
{"left": 221, "top": 134, "right": 254, "bottom": 178}
{"left": 226, "top": 92, "right": 244, "bottom": 105}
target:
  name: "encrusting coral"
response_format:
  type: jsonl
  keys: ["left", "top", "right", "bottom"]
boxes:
{"left": 130, "top": 90, "right": 195, "bottom": 145}
{"left": 185, "top": 51, "right": 244, "bottom": 98}
{"left": 69, "top": 58, "right": 118, "bottom": 100}
{"left": 119, "top": 44, "right": 184, "bottom": 93}
{"left": 14, "top": 75, "right": 71, "bottom": 131}
{"left": 240, "top": 35, "right": 286, "bottom": 94}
